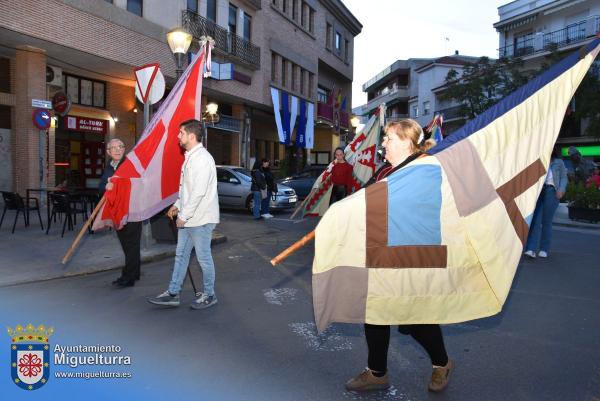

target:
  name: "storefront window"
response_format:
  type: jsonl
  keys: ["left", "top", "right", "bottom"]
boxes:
{"left": 65, "top": 74, "right": 106, "bottom": 109}
{"left": 80, "top": 79, "right": 93, "bottom": 106}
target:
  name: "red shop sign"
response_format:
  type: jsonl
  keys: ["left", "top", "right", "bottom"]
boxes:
{"left": 65, "top": 116, "right": 108, "bottom": 134}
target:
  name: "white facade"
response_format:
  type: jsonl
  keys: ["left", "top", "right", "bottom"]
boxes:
{"left": 495, "top": 0, "right": 600, "bottom": 61}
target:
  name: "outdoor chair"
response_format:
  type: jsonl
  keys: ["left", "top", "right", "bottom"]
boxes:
{"left": 0, "top": 191, "right": 44, "bottom": 234}
{"left": 46, "top": 193, "right": 88, "bottom": 237}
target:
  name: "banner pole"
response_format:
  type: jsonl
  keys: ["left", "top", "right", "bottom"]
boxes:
{"left": 62, "top": 196, "right": 106, "bottom": 264}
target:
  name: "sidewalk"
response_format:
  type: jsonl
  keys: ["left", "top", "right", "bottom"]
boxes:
{"left": 553, "top": 203, "right": 600, "bottom": 230}
{"left": 0, "top": 219, "right": 226, "bottom": 287}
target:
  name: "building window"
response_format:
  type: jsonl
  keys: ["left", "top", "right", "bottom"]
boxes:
{"left": 308, "top": 73, "right": 314, "bottom": 98}
{"left": 65, "top": 74, "right": 106, "bottom": 109}
{"left": 281, "top": 59, "right": 287, "bottom": 87}
{"left": 271, "top": 52, "right": 278, "bottom": 83}
{"left": 309, "top": 9, "right": 314, "bottom": 33}
{"left": 300, "top": 68, "right": 305, "bottom": 95}
{"left": 412, "top": 106, "right": 419, "bottom": 118}
{"left": 292, "top": 65, "right": 298, "bottom": 92}
{"left": 207, "top": 0, "right": 217, "bottom": 21}
{"left": 0, "top": 58, "right": 9, "bottom": 93}
{"left": 423, "top": 101, "right": 430, "bottom": 116}
{"left": 229, "top": 4, "right": 238, "bottom": 35}
{"left": 243, "top": 13, "right": 251, "bottom": 41}
{"left": 300, "top": 2, "right": 306, "bottom": 27}
{"left": 344, "top": 39, "right": 349, "bottom": 62}
{"left": 317, "top": 86, "right": 329, "bottom": 103}
{"left": 126, "top": 0, "right": 142, "bottom": 16}
{"left": 187, "top": 0, "right": 198, "bottom": 12}
{"left": 282, "top": 0, "right": 287, "bottom": 13}
{"left": 335, "top": 32, "right": 341, "bottom": 51}
{"left": 104, "top": 0, "right": 113, "bottom": 3}
{"left": 292, "top": 0, "right": 298, "bottom": 20}
{"left": 326, "top": 23, "right": 332, "bottom": 49}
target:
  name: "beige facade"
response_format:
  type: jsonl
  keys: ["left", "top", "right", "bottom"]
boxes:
{"left": 0, "top": 0, "right": 360, "bottom": 196}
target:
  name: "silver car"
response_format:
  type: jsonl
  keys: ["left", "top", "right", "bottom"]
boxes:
{"left": 216, "top": 165, "right": 298, "bottom": 213}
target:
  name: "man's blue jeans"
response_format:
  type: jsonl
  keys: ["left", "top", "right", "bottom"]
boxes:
{"left": 252, "top": 191, "right": 262, "bottom": 218}
{"left": 168, "top": 223, "right": 216, "bottom": 296}
{"left": 261, "top": 190, "right": 272, "bottom": 215}
{"left": 525, "top": 185, "right": 559, "bottom": 253}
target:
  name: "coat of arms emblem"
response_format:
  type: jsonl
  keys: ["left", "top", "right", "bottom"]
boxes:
{"left": 8, "top": 324, "right": 53, "bottom": 390}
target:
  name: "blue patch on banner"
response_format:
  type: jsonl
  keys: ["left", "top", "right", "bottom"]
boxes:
{"left": 386, "top": 164, "right": 442, "bottom": 246}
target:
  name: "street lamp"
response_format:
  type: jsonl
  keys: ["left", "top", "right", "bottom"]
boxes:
{"left": 166, "top": 27, "right": 193, "bottom": 78}
{"left": 201, "top": 102, "right": 220, "bottom": 146}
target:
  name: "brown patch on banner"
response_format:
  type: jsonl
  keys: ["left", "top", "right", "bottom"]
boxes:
{"left": 504, "top": 200, "right": 529, "bottom": 245}
{"left": 367, "top": 245, "right": 447, "bottom": 268}
{"left": 496, "top": 159, "right": 546, "bottom": 203}
{"left": 312, "top": 266, "right": 368, "bottom": 332}
{"left": 434, "top": 139, "right": 498, "bottom": 217}
{"left": 495, "top": 159, "right": 546, "bottom": 246}
{"left": 366, "top": 182, "right": 388, "bottom": 247}
{"left": 365, "top": 178, "right": 447, "bottom": 268}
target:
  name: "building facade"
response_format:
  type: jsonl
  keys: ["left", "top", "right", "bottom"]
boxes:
{"left": 353, "top": 54, "right": 478, "bottom": 136}
{"left": 0, "top": 0, "right": 360, "bottom": 196}
{"left": 495, "top": 0, "right": 600, "bottom": 157}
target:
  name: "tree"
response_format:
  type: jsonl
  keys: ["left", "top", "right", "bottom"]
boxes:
{"left": 441, "top": 56, "right": 530, "bottom": 119}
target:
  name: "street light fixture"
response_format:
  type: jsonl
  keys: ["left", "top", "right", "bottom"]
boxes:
{"left": 201, "top": 102, "right": 220, "bottom": 146}
{"left": 166, "top": 27, "right": 193, "bottom": 78}
{"left": 350, "top": 116, "right": 360, "bottom": 129}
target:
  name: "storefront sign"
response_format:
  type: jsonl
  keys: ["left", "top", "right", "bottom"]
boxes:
{"left": 32, "top": 109, "right": 52, "bottom": 130}
{"left": 52, "top": 92, "right": 71, "bottom": 116}
{"left": 65, "top": 116, "right": 107, "bottom": 134}
{"left": 32, "top": 99, "right": 52, "bottom": 109}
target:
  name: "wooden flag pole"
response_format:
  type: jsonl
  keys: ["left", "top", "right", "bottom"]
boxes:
{"left": 289, "top": 188, "right": 316, "bottom": 220}
{"left": 270, "top": 230, "right": 315, "bottom": 266}
{"left": 62, "top": 196, "right": 106, "bottom": 265}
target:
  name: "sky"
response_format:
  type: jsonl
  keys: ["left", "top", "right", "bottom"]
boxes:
{"left": 343, "top": 0, "right": 509, "bottom": 108}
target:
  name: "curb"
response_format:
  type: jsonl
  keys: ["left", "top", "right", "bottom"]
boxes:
{"left": 0, "top": 233, "right": 228, "bottom": 288}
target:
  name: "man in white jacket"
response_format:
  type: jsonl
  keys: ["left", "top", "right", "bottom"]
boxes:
{"left": 148, "top": 119, "right": 220, "bottom": 309}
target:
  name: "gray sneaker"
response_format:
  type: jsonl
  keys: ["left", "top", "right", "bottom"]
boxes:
{"left": 147, "top": 290, "right": 180, "bottom": 307}
{"left": 190, "top": 293, "right": 217, "bottom": 310}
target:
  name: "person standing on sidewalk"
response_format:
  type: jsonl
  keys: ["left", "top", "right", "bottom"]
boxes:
{"left": 251, "top": 160, "right": 267, "bottom": 220}
{"left": 99, "top": 138, "right": 142, "bottom": 288}
{"left": 524, "top": 146, "right": 568, "bottom": 259}
{"left": 261, "top": 159, "right": 276, "bottom": 219}
{"left": 148, "top": 119, "right": 220, "bottom": 309}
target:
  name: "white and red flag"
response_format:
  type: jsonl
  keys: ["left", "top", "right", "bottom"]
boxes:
{"left": 93, "top": 41, "right": 212, "bottom": 231}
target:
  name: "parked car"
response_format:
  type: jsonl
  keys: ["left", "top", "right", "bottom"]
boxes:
{"left": 277, "top": 166, "right": 326, "bottom": 199}
{"left": 216, "top": 165, "right": 297, "bottom": 213}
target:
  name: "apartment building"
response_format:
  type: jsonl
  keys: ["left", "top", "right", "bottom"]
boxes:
{"left": 495, "top": 0, "right": 600, "bottom": 154}
{"left": 0, "top": 0, "right": 360, "bottom": 195}
{"left": 353, "top": 53, "right": 478, "bottom": 136}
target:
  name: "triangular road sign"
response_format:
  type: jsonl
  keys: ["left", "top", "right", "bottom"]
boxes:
{"left": 134, "top": 63, "right": 160, "bottom": 104}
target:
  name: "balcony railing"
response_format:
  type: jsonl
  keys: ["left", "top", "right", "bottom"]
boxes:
{"left": 209, "top": 114, "right": 242, "bottom": 133}
{"left": 182, "top": 10, "right": 261, "bottom": 69}
{"left": 316, "top": 102, "right": 349, "bottom": 129}
{"left": 385, "top": 113, "right": 409, "bottom": 122}
{"left": 434, "top": 105, "right": 466, "bottom": 121}
{"left": 498, "top": 16, "right": 600, "bottom": 59}
{"left": 362, "top": 86, "right": 409, "bottom": 114}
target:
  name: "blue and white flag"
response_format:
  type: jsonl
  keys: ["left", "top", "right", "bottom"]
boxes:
{"left": 296, "top": 99, "right": 307, "bottom": 148}
{"left": 281, "top": 91, "right": 291, "bottom": 145}
{"left": 270, "top": 87, "right": 285, "bottom": 144}
{"left": 305, "top": 102, "right": 314, "bottom": 149}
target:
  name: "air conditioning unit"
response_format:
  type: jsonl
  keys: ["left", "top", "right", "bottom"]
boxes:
{"left": 46, "top": 65, "right": 63, "bottom": 87}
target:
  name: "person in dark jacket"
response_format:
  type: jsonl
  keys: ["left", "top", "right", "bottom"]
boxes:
{"left": 250, "top": 159, "right": 267, "bottom": 220}
{"left": 260, "top": 159, "right": 277, "bottom": 219}
{"left": 99, "top": 138, "right": 142, "bottom": 288}
{"left": 345, "top": 120, "right": 453, "bottom": 394}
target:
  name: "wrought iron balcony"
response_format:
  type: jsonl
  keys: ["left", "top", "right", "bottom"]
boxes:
{"left": 498, "top": 16, "right": 600, "bottom": 59}
{"left": 434, "top": 105, "right": 466, "bottom": 121}
{"left": 209, "top": 114, "right": 242, "bottom": 133}
{"left": 182, "top": 10, "right": 261, "bottom": 69}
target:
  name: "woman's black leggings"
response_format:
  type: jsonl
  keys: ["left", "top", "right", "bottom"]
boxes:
{"left": 364, "top": 324, "right": 448, "bottom": 372}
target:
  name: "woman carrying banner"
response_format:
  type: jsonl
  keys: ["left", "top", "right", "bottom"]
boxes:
{"left": 345, "top": 119, "right": 453, "bottom": 393}
{"left": 330, "top": 147, "right": 353, "bottom": 204}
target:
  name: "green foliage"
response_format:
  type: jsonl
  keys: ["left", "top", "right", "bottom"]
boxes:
{"left": 572, "top": 61, "right": 600, "bottom": 137}
{"left": 441, "top": 56, "right": 531, "bottom": 119}
{"left": 565, "top": 181, "right": 600, "bottom": 209}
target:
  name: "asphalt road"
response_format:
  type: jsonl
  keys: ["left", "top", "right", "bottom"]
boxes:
{"left": 1, "top": 210, "right": 599, "bottom": 401}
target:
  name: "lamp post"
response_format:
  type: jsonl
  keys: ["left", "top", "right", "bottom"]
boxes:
{"left": 166, "top": 27, "right": 193, "bottom": 78}
{"left": 201, "top": 102, "right": 219, "bottom": 147}
{"left": 349, "top": 115, "right": 361, "bottom": 144}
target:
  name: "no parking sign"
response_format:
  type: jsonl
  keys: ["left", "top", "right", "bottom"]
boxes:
{"left": 32, "top": 108, "right": 52, "bottom": 130}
